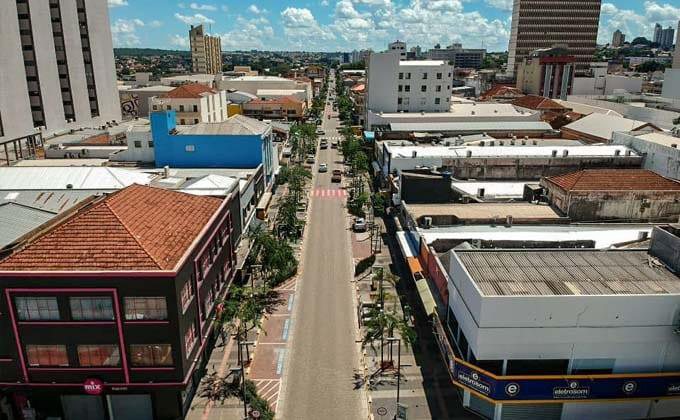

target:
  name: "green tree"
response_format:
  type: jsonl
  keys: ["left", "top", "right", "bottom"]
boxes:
{"left": 248, "top": 226, "right": 298, "bottom": 285}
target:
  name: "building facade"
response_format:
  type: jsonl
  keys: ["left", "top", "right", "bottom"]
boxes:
{"left": 426, "top": 44, "right": 487, "bottom": 69}
{"left": 150, "top": 84, "right": 228, "bottom": 125}
{"left": 507, "top": 0, "right": 602, "bottom": 76}
{"left": 0, "top": 185, "right": 240, "bottom": 420}
{"left": 388, "top": 40, "right": 407, "bottom": 59}
{"left": 516, "top": 48, "right": 575, "bottom": 99}
{"left": 242, "top": 96, "right": 307, "bottom": 121}
{"left": 366, "top": 52, "right": 454, "bottom": 118}
{"left": 611, "top": 30, "right": 625, "bottom": 47}
{"left": 0, "top": 0, "right": 121, "bottom": 143}
{"left": 217, "top": 76, "right": 313, "bottom": 108}
{"left": 189, "top": 24, "right": 221, "bottom": 75}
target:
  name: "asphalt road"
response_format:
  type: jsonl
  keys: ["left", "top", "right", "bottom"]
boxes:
{"left": 279, "top": 72, "right": 366, "bottom": 419}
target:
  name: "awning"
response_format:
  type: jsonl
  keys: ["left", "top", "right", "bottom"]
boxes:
{"left": 371, "top": 161, "right": 381, "bottom": 176}
{"left": 407, "top": 257, "right": 423, "bottom": 275}
{"left": 415, "top": 278, "right": 436, "bottom": 316}
{"left": 363, "top": 131, "right": 375, "bottom": 141}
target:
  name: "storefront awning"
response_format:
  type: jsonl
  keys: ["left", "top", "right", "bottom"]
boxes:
{"left": 415, "top": 278, "right": 436, "bottom": 316}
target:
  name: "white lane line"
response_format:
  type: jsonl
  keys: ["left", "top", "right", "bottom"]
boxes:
{"left": 275, "top": 348, "right": 287, "bottom": 375}
{"left": 287, "top": 294, "right": 295, "bottom": 311}
{"left": 282, "top": 318, "right": 291, "bottom": 341}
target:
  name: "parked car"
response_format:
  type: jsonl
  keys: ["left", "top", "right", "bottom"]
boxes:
{"left": 353, "top": 218, "right": 368, "bottom": 232}
{"left": 319, "top": 163, "right": 328, "bottom": 172}
{"left": 320, "top": 141, "right": 328, "bottom": 149}
{"left": 331, "top": 169, "right": 342, "bottom": 183}
{"left": 316, "top": 129, "right": 325, "bottom": 135}
{"left": 306, "top": 154, "right": 315, "bottom": 164}
{"left": 331, "top": 141, "right": 338, "bottom": 149}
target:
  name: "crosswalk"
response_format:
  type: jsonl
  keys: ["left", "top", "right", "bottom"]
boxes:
{"left": 311, "top": 188, "right": 348, "bottom": 198}
{"left": 321, "top": 136, "right": 343, "bottom": 142}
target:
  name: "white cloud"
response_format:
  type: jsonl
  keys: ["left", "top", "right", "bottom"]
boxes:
{"left": 110, "top": 18, "right": 144, "bottom": 46}
{"left": 148, "top": 20, "right": 163, "bottom": 28}
{"left": 170, "top": 34, "right": 190, "bottom": 48}
{"left": 485, "top": 0, "right": 513, "bottom": 12}
{"left": 248, "top": 4, "right": 266, "bottom": 14}
{"left": 174, "top": 12, "right": 215, "bottom": 25}
{"left": 597, "top": 1, "right": 680, "bottom": 44}
{"left": 189, "top": 2, "right": 217, "bottom": 11}
{"left": 108, "top": 0, "right": 128, "bottom": 7}
{"left": 280, "top": 7, "right": 336, "bottom": 49}
{"left": 215, "top": 16, "right": 275, "bottom": 50}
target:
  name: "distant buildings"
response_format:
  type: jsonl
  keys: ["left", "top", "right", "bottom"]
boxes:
{"left": 388, "top": 40, "right": 407, "bottom": 59}
{"left": 0, "top": 0, "right": 121, "bottom": 143}
{"left": 365, "top": 51, "right": 454, "bottom": 124}
{"left": 426, "top": 44, "right": 487, "bottom": 69}
{"left": 216, "top": 76, "right": 313, "bottom": 107}
{"left": 515, "top": 47, "right": 575, "bottom": 99}
{"left": 507, "top": 0, "right": 602, "bottom": 76}
{"left": 189, "top": 24, "right": 222, "bottom": 74}
{"left": 653, "top": 23, "right": 676, "bottom": 49}
{"left": 150, "top": 84, "right": 228, "bottom": 125}
{"left": 612, "top": 30, "right": 625, "bottom": 47}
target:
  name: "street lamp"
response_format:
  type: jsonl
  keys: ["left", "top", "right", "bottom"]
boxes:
{"left": 233, "top": 334, "right": 257, "bottom": 419}
{"left": 386, "top": 337, "right": 402, "bottom": 412}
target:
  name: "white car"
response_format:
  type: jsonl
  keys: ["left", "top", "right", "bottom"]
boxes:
{"left": 319, "top": 163, "right": 328, "bottom": 173}
{"left": 353, "top": 217, "right": 368, "bottom": 232}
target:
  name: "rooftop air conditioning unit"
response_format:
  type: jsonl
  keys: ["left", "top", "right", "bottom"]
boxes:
{"left": 489, "top": 141, "right": 495, "bottom": 146}
{"left": 471, "top": 239, "right": 482, "bottom": 248}
{"left": 480, "top": 140, "right": 485, "bottom": 146}
{"left": 625, "top": 150, "right": 632, "bottom": 156}
{"left": 562, "top": 150, "right": 569, "bottom": 158}
{"left": 412, "top": 150, "right": 417, "bottom": 158}
{"left": 615, "top": 149, "right": 621, "bottom": 156}
{"left": 466, "top": 150, "right": 472, "bottom": 158}
{"left": 477, "top": 188, "right": 485, "bottom": 198}
{"left": 506, "top": 215, "right": 513, "bottom": 227}
{"left": 423, "top": 217, "right": 433, "bottom": 229}
{"left": 551, "top": 150, "right": 558, "bottom": 157}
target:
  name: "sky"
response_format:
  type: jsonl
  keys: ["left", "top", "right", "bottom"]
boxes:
{"left": 108, "top": 0, "right": 680, "bottom": 52}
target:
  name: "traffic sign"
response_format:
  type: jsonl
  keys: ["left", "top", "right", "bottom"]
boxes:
{"left": 251, "top": 410, "right": 261, "bottom": 419}
{"left": 376, "top": 406, "right": 388, "bottom": 416}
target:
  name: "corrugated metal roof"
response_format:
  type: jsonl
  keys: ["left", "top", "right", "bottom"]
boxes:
{"left": 178, "top": 114, "right": 269, "bottom": 136}
{"left": 456, "top": 249, "right": 680, "bottom": 296}
{"left": 0, "top": 167, "right": 155, "bottom": 190}
{"left": 388, "top": 144, "right": 636, "bottom": 158}
{"left": 389, "top": 121, "right": 552, "bottom": 132}
{"left": 0, "top": 203, "right": 56, "bottom": 248}
{"left": 0, "top": 190, "right": 94, "bottom": 213}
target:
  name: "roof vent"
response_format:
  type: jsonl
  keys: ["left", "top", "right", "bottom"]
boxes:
{"left": 562, "top": 150, "right": 569, "bottom": 158}
{"left": 466, "top": 150, "right": 472, "bottom": 157}
{"left": 477, "top": 188, "right": 485, "bottom": 198}
{"left": 625, "top": 149, "right": 632, "bottom": 156}
{"left": 66, "top": 184, "right": 73, "bottom": 189}
{"left": 551, "top": 150, "right": 558, "bottom": 157}
{"left": 412, "top": 150, "right": 417, "bottom": 158}
{"left": 672, "top": 144, "right": 678, "bottom": 149}
{"left": 615, "top": 149, "right": 621, "bottom": 156}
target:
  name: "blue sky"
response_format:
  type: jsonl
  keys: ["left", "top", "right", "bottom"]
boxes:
{"left": 108, "top": 0, "right": 680, "bottom": 52}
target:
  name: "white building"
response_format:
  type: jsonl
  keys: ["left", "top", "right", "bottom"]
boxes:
{"left": 388, "top": 40, "right": 407, "bottom": 59}
{"left": 366, "top": 52, "right": 454, "bottom": 124}
{"left": 216, "top": 76, "right": 313, "bottom": 107}
{"left": 572, "top": 75, "right": 643, "bottom": 96}
{"left": 442, "top": 226, "right": 680, "bottom": 420}
{"left": 662, "top": 22, "right": 680, "bottom": 100}
{"left": 612, "top": 130, "right": 680, "bottom": 180}
{"left": 0, "top": 0, "right": 121, "bottom": 142}
{"left": 150, "top": 84, "right": 228, "bottom": 125}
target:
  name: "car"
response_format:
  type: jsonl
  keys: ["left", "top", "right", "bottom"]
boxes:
{"left": 306, "top": 154, "right": 315, "bottom": 164}
{"left": 319, "top": 163, "right": 328, "bottom": 172}
{"left": 331, "top": 141, "right": 338, "bottom": 149}
{"left": 353, "top": 218, "right": 368, "bottom": 232}
{"left": 320, "top": 143, "right": 328, "bottom": 149}
{"left": 316, "top": 130, "right": 325, "bottom": 135}
{"left": 331, "top": 169, "right": 342, "bottom": 183}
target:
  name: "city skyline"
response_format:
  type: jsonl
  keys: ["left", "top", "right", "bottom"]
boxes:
{"left": 109, "top": 0, "right": 680, "bottom": 52}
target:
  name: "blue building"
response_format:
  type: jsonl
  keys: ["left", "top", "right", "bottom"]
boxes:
{"left": 151, "top": 111, "right": 277, "bottom": 182}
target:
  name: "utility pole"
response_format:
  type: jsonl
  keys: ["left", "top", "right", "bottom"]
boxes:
{"left": 387, "top": 337, "right": 402, "bottom": 416}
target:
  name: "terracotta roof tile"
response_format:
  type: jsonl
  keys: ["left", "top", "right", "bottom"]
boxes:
{"left": 544, "top": 169, "right": 680, "bottom": 192}
{"left": 0, "top": 185, "right": 223, "bottom": 271}
{"left": 161, "top": 84, "right": 218, "bottom": 99}
{"left": 479, "top": 85, "right": 524, "bottom": 101}
{"left": 512, "top": 95, "right": 567, "bottom": 111}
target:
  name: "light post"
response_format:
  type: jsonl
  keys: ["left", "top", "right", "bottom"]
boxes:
{"left": 386, "top": 337, "right": 402, "bottom": 416}
{"left": 233, "top": 334, "right": 257, "bottom": 419}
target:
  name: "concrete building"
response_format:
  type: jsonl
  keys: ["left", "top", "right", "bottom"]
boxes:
{"left": 189, "top": 24, "right": 221, "bottom": 75}
{"left": 216, "top": 76, "right": 312, "bottom": 107}
{"left": 379, "top": 143, "right": 641, "bottom": 180}
{"left": 561, "top": 113, "right": 660, "bottom": 143}
{"left": 160, "top": 74, "right": 216, "bottom": 88}
{"left": 118, "top": 85, "right": 175, "bottom": 118}
{"left": 612, "top": 131, "right": 680, "bottom": 180}
{"left": 507, "top": 0, "right": 602, "bottom": 76}
{"left": 611, "top": 30, "right": 625, "bottom": 47}
{"left": 441, "top": 226, "right": 680, "bottom": 419}
{"left": 242, "top": 96, "right": 307, "bottom": 121}
{"left": 661, "top": 22, "right": 680, "bottom": 99}
{"left": 150, "top": 84, "right": 228, "bottom": 125}
{"left": 151, "top": 111, "right": 277, "bottom": 183}
{"left": 657, "top": 25, "right": 676, "bottom": 49}
{"left": 572, "top": 74, "right": 643, "bottom": 96}
{"left": 388, "top": 40, "right": 407, "bottom": 59}
{"left": 516, "top": 47, "right": 575, "bottom": 100}
{"left": 366, "top": 51, "right": 454, "bottom": 119}
{"left": 0, "top": 0, "right": 121, "bottom": 143}
{"left": 541, "top": 169, "right": 680, "bottom": 222}
{"left": 426, "top": 44, "right": 487, "bottom": 69}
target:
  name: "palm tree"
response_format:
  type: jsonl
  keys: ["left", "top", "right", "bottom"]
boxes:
{"left": 362, "top": 305, "right": 415, "bottom": 371}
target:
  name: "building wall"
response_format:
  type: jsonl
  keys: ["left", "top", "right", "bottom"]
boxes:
{"left": 150, "top": 91, "right": 228, "bottom": 125}
{"left": 151, "top": 111, "right": 272, "bottom": 171}
{"left": 567, "top": 96, "right": 679, "bottom": 129}
{"left": 0, "top": 0, "right": 121, "bottom": 143}
{"left": 612, "top": 132, "right": 680, "bottom": 180}
{"left": 662, "top": 69, "right": 680, "bottom": 100}
{"left": 546, "top": 186, "right": 680, "bottom": 222}
{"left": 217, "top": 79, "right": 312, "bottom": 107}
{"left": 110, "top": 129, "right": 155, "bottom": 163}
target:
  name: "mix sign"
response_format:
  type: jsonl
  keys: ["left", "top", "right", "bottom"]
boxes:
{"left": 452, "top": 360, "right": 680, "bottom": 402}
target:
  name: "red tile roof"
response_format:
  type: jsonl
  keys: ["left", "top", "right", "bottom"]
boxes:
{"left": 512, "top": 95, "right": 567, "bottom": 111}
{"left": 479, "top": 85, "right": 524, "bottom": 101}
{"left": 350, "top": 84, "right": 365, "bottom": 93}
{"left": 544, "top": 169, "right": 680, "bottom": 192}
{"left": 0, "top": 185, "right": 223, "bottom": 272}
{"left": 161, "top": 83, "right": 217, "bottom": 99}
{"left": 248, "top": 95, "right": 303, "bottom": 105}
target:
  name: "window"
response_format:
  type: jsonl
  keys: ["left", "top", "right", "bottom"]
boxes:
{"left": 435, "top": 98, "right": 441, "bottom": 105}
{"left": 404, "top": 85, "right": 410, "bottom": 92}
{"left": 26, "top": 345, "right": 68, "bottom": 367}
{"left": 405, "top": 73, "right": 411, "bottom": 80}
{"left": 436, "top": 72, "right": 442, "bottom": 79}
{"left": 148, "top": 141, "right": 154, "bottom": 148}
{"left": 179, "top": 105, "right": 185, "bottom": 112}
{"left": 422, "top": 73, "right": 428, "bottom": 79}
{"left": 194, "top": 119, "right": 199, "bottom": 124}
{"left": 166, "top": 105, "right": 171, "bottom": 111}
{"left": 397, "top": 98, "right": 402, "bottom": 105}
{"left": 436, "top": 85, "right": 442, "bottom": 92}
{"left": 203, "top": 288, "right": 215, "bottom": 315}
{"left": 77, "top": 345, "right": 120, "bottom": 367}
{"left": 180, "top": 119, "right": 186, "bottom": 125}
{"left": 15, "top": 297, "right": 59, "bottom": 321}
{"left": 133, "top": 141, "right": 141, "bottom": 148}
{"left": 69, "top": 297, "right": 114, "bottom": 321}
{"left": 398, "top": 85, "right": 403, "bottom": 92}
{"left": 402, "top": 97, "right": 410, "bottom": 106}
{"left": 193, "top": 105, "right": 198, "bottom": 112}
{"left": 181, "top": 281, "right": 193, "bottom": 310}
{"left": 448, "top": 72, "right": 452, "bottom": 77}
{"left": 199, "top": 254, "right": 210, "bottom": 280}
{"left": 129, "top": 344, "right": 173, "bottom": 366}
{"left": 398, "top": 72, "right": 403, "bottom": 80}
{"left": 421, "top": 85, "right": 427, "bottom": 92}
{"left": 152, "top": 105, "right": 158, "bottom": 111}
{"left": 184, "top": 324, "right": 197, "bottom": 354}
{"left": 124, "top": 297, "right": 167, "bottom": 320}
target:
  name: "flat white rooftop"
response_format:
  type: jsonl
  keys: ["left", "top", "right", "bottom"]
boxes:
{"left": 387, "top": 145, "right": 637, "bottom": 159}
{"left": 399, "top": 60, "right": 447, "bottom": 66}
{"left": 422, "top": 224, "right": 653, "bottom": 249}
{"left": 451, "top": 181, "right": 529, "bottom": 198}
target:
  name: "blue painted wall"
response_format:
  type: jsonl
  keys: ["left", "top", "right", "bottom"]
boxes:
{"left": 151, "top": 111, "right": 273, "bottom": 170}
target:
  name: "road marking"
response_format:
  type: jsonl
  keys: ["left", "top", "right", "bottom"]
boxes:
{"left": 275, "top": 348, "right": 287, "bottom": 375}
{"left": 282, "top": 318, "right": 291, "bottom": 341}
{"left": 287, "top": 294, "right": 295, "bottom": 311}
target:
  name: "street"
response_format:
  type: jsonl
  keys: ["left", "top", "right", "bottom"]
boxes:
{"left": 278, "top": 72, "right": 367, "bottom": 419}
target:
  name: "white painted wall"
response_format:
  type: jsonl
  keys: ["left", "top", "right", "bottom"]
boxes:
{"left": 567, "top": 96, "right": 679, "bottom": 129}
{"left": 662, "top": 69, "right": 680, "bottom": 100}
{"left": 611, "top": 131, "right": 680, "bottom": 180}
{"left": 110, "top": 129, "right": 154, "bottom": 163}
{"left": 150, "top": 91, "right": 228, "bottom": 125}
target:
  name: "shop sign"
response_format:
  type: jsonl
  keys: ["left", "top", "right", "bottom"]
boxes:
{"left": 83, "top": 378, "right": 105, "bottom": 396}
